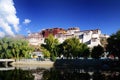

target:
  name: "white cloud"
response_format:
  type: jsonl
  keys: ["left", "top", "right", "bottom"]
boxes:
{"left": 0, "top": 0, "right": 20, "bottom": 37}
{"left": 0, "top": 31, "right": 5, "bottom": 37}
{"left": 23, "top": 19, "right": 31, "bottom": 25}
{"left": 0, "top": 19, "right": 15, "bottom": 36}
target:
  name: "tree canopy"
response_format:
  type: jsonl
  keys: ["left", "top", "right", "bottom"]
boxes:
{"left": 106, "top": 30, "right": 120, "bottom": 58}
{"left": 0, "top": 37, "right": 34, "bottom": 59}
{"left": 91, "top": 45, "right": 104, "bottom": 59}
{"left": 41, "top": 34, "right": 59, "bottom": 60}
{"left": 59, "top": 37, "right": 90, "bottom": 58}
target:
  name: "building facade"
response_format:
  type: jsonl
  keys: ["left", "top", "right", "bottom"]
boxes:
{"left": 27, "top": 32, "right": 44, "bottom": 46}
{"left": 42, "top": 28, "right": 65, "bottom": 37}
{"left": 74, "top": 29, "right": 101, "bottom": 47}
{"left": 27, "top": 27, "right": 109, "bottom": 48}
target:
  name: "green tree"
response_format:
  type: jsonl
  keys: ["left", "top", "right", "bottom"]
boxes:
{"left": 42, "top": 48, "right": 50, "bottom": 58}
{"left": 41, "top": 34, "right": 59, "bottom": 60}
{"left": 60, "top": 37, "right": 90, "bottom": 58}
{"left": 91, "top": 45, "right": 104, "bottom": 59}
{"left": 79, "top": 44, "right": 90, "bottom": 58}
{"left": 57, "top": 43, "right": 64, "bottom": 57}
{"left": 106, "top": 30, "right": 120, "bottom": 58}
{"left": 0, "top": 37, "right": 34, "bottom": 59}
{"left": 0, "top": 38, "right": 12, "bottom": 58}
{"left": 61, "top": 37, "right": 79, "bottom": 58}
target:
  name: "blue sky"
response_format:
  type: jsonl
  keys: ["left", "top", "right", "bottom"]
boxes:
{"left": 0, "top": 0, "right": 120, "bottom": 37}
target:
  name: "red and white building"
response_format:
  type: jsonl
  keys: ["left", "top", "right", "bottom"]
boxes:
{"left": 27, "top": 27, "right": 109, "bottom": 48}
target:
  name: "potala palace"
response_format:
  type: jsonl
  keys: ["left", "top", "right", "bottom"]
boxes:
{"left": 27, "top": 27, "right": 109, "bottom": 48}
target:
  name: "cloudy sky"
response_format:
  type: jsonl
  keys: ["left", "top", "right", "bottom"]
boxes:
{"left": 0, "top": 0, "right": 120, "bottom": 37}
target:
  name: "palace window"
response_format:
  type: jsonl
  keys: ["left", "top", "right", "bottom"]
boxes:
{"left": 91, "top": 38, "right": 97, "bottom": 42}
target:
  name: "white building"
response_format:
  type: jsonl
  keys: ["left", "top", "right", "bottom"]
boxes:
{"left": 55, "top": 27, "right": 80, "bottom": 43}
{"left": 55, "top": 28, "right": 108, "bottom": 48}
{"left": 74, "top": 29, "right": 101, "bottom": 47}
{"left": 27, "top": 27, "right": 109, "bottom": 48}
{"left": 27, "top": 32, "right": 44, "bottom": 46}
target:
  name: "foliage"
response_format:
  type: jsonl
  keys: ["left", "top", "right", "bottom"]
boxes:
{"left": 106, "top": 30, "right": 120, "bottom": 58}
{"left": 79, "top": 44, "right": 90, "bottom": 58}
{"left": 91, "top": 45, "right": 104, "bottom": 59}
{"left": 0, "top": 37, "right": 34, "bottom": 59}
{"left": 42, "top": 48, "right": 50, "bottom": 58}
{"left": 41, "top": 34, "right": 59, "bottom": 58}
{"left": 41, "top": 36, "right": 90, "bottom": 59}
{"left": 50, "top": 55, "right": 57, "bottom": 61}
{"left": 59, "top": 37, "right": 90, "bottom": 58}
{"left": 100, "top": 38, "right": 108, "bottom": 50}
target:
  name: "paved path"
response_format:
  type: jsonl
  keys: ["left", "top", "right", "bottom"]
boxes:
{"left": 0, "top": 59, "right": 15, "bottom": 62}
{"left": 11, "top": 61, "right": 54, "bottom": 69}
